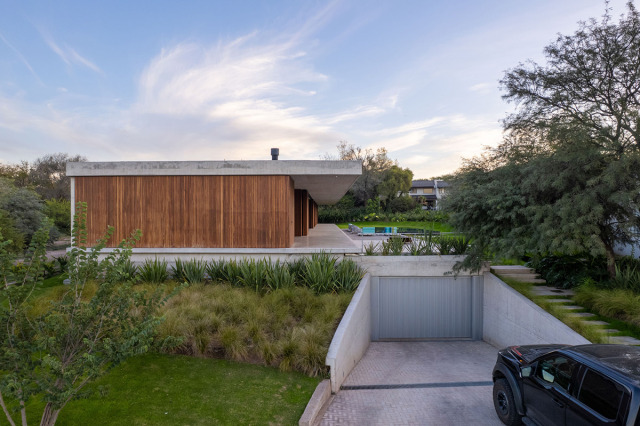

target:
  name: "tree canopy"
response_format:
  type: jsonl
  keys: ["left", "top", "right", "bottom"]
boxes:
{"left": 335, "top": 141, "right": 395, "bottom": 206}
{"left": 377, "top": 165, "right": 414, "bottom": 210}
{"left": 445, "top": 2, "right": 640, "bottom": 276}
{"left": 0, "top": 153, "right": 86, "bottom": 201}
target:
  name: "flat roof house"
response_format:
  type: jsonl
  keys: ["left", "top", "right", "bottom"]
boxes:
{"left": 67, "top": 159, "right": 361, "bottom": 254}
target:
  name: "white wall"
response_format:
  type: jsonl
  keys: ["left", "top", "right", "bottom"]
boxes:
{"left": 483, "top": 272, "right": 590, "bottom": 348}
{"left": 325, "top": 273, "right": 371, "bottom": 394}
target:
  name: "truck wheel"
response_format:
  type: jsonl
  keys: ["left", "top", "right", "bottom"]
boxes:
{"left": 493, "top": 378, "right": 521, "bottom": 425}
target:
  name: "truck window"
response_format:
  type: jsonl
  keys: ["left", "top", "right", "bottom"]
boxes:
{"left": 536, "top": 355, "right": 575, "bottom": 391}
{"left": 578, "top": 369, "right": 624, "bottom": 420}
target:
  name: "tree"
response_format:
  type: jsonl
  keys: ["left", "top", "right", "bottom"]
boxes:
{"left": 0, "top": 153, "right": 86, "bottom": 201}
{"left": 377, "top": 165, "right": 413, "bottom": 210}
{"left": 0, "top": 203, "right": 176, "bottom": 426}
{"left": 501, "top": 2, "right": 640, "bottom": 154}
{"left": 336, "top": 142, "right": 394, "bottom": 205}
{"left": 28, "top": 153, "right": 86, "bottom": 200}
{"left": 445, "top": 3, "right": 640, "bottom": 277}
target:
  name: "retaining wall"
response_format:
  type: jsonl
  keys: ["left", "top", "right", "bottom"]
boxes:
{"left": 483, "top": 272, "right": 590, "bottom": 348}
{"left": 325, "top": 273, "right": 371, "bottom": 394}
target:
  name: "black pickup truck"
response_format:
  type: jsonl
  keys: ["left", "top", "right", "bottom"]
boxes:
{"left": 492, "top": 344, "right": 640, "bottom": 426}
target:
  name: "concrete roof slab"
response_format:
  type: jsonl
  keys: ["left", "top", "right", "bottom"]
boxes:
{"left": 67, "top": 160, "right": 362, "bottom": 204}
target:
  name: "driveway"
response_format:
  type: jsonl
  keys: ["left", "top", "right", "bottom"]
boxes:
{"left": 318, "top": 341, "right": 504, "bottom": 425}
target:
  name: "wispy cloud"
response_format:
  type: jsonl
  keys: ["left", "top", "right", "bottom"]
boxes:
{"left": 0, "top": 32, "right": 43, "bottom": 85}
{"left": 40, "top": 30, "right": 103, "bottom": 75}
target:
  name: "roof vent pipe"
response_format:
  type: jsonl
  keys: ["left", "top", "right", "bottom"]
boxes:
{"left": 271, "top": 148, "right": 279, "bottom": 160}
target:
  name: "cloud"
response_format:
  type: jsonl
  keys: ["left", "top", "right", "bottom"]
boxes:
{"left": 469, "top": 82, "right": 492, "bottom": 94}
{"left": 0, "top": 32, "right": 43, "bottom": 85}
{"left": 41, "top": 31, "right": 103, "bottom": 75}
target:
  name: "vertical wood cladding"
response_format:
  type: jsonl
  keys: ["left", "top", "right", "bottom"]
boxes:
{"left": 294, "top": 189, "right": 309, "bottom": 236}
{"left": 75, "top": 175, "right": 294, "bottom": 248}
{"left": 308, "top": 198, "right": 318, "bottom": 229}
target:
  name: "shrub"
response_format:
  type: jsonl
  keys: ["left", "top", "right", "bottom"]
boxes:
{"left": 334, "top": 259, "right": 364, "bottom": 292}
{"left": 451, "top": 235, "right": 472, "bottom": 255}
{"left": 0, "top": 186, "right": 57, "bottom": 244}
{"left": 434, "top": 236, "right": 455, "bottom": 255}
{"left": 0, "top": 209, "right": 25, "bottom": 253}
{"left": 110, "top": 258, "right": 138, "bottom": 283}
{"left": 222, "top": 260, "right": 242, "bottom": 286}
{"left": 527, "top": 254, "right": 608, "bottom": 289}
{"left": 610, "top": 264, "right": 640, "bottom": 293}
{"left": 389, "top": 195, "right": 416, "bottom": 213}
{"left": 55, "top": 255, "right": 69, "bottom": 273}
{"left": 303, "top": 253, "right": 337, "bottom": 294}
{"left": 138, "top": 258, "right": 169, "bottom": 283}
{"left": 287, "top": 257, "right": 308, "bottom": 283}
{"left": 44, "top": 199, "right": 71, "bottom": 234}
{"left": 171, "top": 258, "right": 207, "bottom": 284}
{"left": 318, "top": 205, "right": 366, "bottom": 223}
{"left": 183, "top": 259, "right": 207, "bottom": 284}
{"left": 205, "top": 259, "right": 226, "bottom": 282}
{"left": 238, "top": 258, "right": 269, "bottom": 292}
{"left": 380, "top": 236, "right": 404, "bottom": 255}
{"left": 265, "top": 260, "right": 295, "bottom": 291}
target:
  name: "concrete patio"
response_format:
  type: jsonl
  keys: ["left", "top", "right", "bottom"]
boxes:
{"left": 291, "top": 224, "right": 361, "bottom": 253}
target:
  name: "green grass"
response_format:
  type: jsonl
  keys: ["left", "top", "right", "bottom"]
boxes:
{"left": 0, "top": 272, "right": 68, "bottom": 308}
{"left": 18, "top": 353, "right": 319, "bottom": 426}
{"left": 496, "top": 276, "right": 610, "bottom": 343}
{"left": 337, "top": 221, "right": 453, "bottom": 232}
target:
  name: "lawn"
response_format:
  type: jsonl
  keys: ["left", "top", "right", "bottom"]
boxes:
{"left": 19, "top": 353, "right": 319, "bottom": 425}
{"left": 336, "top": 220, "right": 454, "bottom": 233}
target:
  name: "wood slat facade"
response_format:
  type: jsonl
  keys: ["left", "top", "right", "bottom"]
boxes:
{"left": 74, "top": 175, "right": 295, "bottom": 248}
{"left": 294, "top": 189, "right": 309, "bottom": 236}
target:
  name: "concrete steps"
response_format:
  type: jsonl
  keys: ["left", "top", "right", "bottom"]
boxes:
{"left": 530, "top": 286, "right": 575, "bottom": 297}
{"left": 490, "top": 265, "right": 546, "bottom": 284}
{"left": 501, "top": 280, "right": 640, "bottom": 346}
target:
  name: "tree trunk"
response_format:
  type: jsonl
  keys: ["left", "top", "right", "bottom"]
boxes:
{"left": 40, "top": 403, "right": 60, "bottom": 426}
{"left": 0, "top": 390, "right": 16, "bottom": 426}
{"left": 605, "top": 243, "right": 617, "bottom": 279}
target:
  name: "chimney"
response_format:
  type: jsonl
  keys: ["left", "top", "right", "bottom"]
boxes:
{"left": 271, "top": 148, "right": 279, "bottom": 160}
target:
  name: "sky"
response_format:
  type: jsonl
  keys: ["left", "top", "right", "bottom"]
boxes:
{"left": 0, "top": 0, "right": 633, "bottom": 178}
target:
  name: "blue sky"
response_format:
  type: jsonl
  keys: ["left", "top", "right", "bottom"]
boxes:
{"left": 0, "top": 0, "right": 632, "bottom": 178}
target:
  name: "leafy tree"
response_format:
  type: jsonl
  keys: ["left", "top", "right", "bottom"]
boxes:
{"left": 0, "top": 203, "right": 176, "bottom": 426}
{"left": 377, "top": 165, "right": 413, "bottom": 210}
{"left": 501, "top": 2, "right": 640, "bottom": 155}
{"left": 29, "top": 153, "right": 86, "bottom": 200}
{"left": 335, "top": 141, "right": 394, "bottom": 206}
{"left": 0, "top": 153, "right": 86, "bottom": 201}
{"left": 389, "top": 195, "right": 416, "bottom": 213}
{"left": 445, "top": 3, "right": 640, "bottom": 277}
{"left": 0, "top": 179, "right": 60, "bottom": 245}
{"left": 43, "top": 199, "right": 71, "bottom": 235}
{"left": 0, "top": 161, "right": 30, "bottom": 188}
{"left": 0, "top": 210, "right": 24, "bottom": 253}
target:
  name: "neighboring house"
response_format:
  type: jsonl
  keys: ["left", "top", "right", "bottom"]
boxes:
{"left": 403, "top": 179, "right": 449, "bottom": 209}
{"left": 66, "top": 158, "right": 361, "bottom": 250}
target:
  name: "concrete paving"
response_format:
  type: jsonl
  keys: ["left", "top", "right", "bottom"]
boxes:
{"left": 291, "top": 224, "right": 360, "bottom": 251}
{"left": 318, "top": 341, "right": 503, "bottom": 425}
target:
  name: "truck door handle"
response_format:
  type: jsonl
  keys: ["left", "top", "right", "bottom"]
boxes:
{"left": 552, "top": 398, "right": 564, "bottom": 408}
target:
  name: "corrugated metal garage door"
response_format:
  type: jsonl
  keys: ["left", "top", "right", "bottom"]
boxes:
{"left": 371, "top": 276, "right": 483, "bottom": 341}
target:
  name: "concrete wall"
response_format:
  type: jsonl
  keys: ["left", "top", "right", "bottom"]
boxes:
{"left": 326, "top": 273, "right": 371, "bottom": 394}
{"left": 352, "top": 255, "right": 488, "bottom": 277}
{"left": 483, "top": 272, "right": 590, "bottom": 348}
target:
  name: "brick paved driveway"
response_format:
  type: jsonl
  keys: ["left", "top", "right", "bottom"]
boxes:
{"left": 318, "top": 341, "right": 504, "bottom": 426}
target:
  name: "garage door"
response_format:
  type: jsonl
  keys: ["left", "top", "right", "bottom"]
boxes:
{"left": 371, "top": 276, "right": 483, "bottom": 341}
